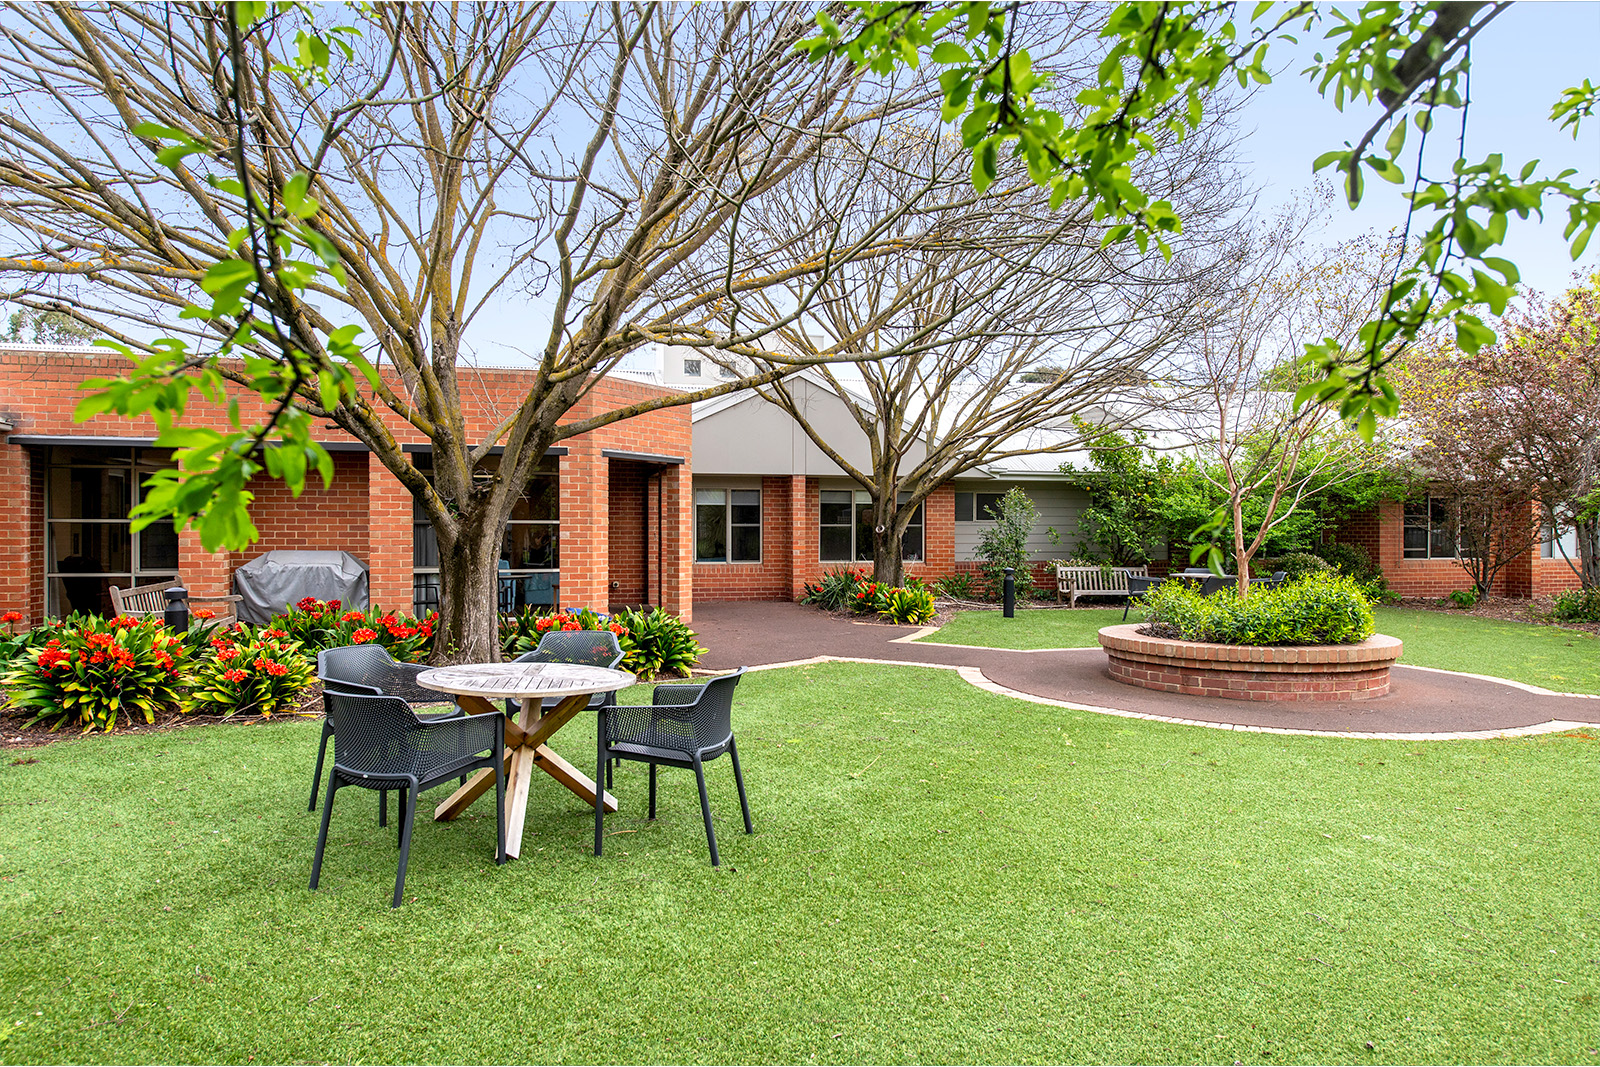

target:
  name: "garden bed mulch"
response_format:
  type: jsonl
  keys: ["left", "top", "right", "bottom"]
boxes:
{"left": 0, "top": 684, "right": 325, "bottom": 751}
{"left": 1394, "top": 595, "right": 1599, "bottom": 635}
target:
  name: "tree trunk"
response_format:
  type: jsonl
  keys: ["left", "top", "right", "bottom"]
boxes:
{"left": 1579, "top": 515, "right": 1600, "bottom": 590}
{"left": 1231, "top": 496, "right": 1252, "bottom": 600}
{"left": 869, "top": 494, "right": 907, "bottom": 588}
{"left": 433, "top": 514, "right": 506, "bottom": 665}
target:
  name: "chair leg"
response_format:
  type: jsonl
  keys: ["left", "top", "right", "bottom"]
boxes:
{"left": 594, "top": 710, "right": 607, "bottom": 858}
{"left": 379, "top": 789, "right": 388, "bottom": 828}
{"left": 395, "top": 784, "right": 407, "bottom": 848}
{"left": 693, "top": 757, "right": 720, "bottom": 866}
{"left": 729, "top": 737, "right": 753, "bottom": 835}
{"left": 495, "top": 752, "right": 507, "bottom": 865}
{"left": 309, "top": 719, "right": 333, "bottom": 812}
{"left": 309, "top": 772, "right": 339, "bottom": 891}
{"left": 647, "top": 763, "right": 658, "bottom": 821}
{"left": 392, "top": 780, "right": 418, "bottom": 909}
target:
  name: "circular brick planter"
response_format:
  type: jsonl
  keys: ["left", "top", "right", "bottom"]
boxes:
{"left": 1097, "top": 624, "right": 1403, "bottom": 703}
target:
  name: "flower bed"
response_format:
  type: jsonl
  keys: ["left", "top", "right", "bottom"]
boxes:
{"left": 1097, "top": 624, "right": 1404, "bottom": 702}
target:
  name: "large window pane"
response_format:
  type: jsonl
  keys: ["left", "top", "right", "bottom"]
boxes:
{"left": 731, "top": 525, "right": 761, "bottom": 562}
{"left": 47, "top": 466, "right": 130, "bottom": 519}
{"left": 503, "top": 524, "right": 557, "bottom": 569}
{"left": 1429, "top": 498, "right": 1456, "bottom": 558}
{"left": 819, "top": 491, "right": 853, "bottom": 527}
{"left": 49, "top": 521, "right": 131, "bottom": 574}
{"left": 855, "top": 497, "right": 874, "bottom": 562}
{"left": 696, "top": 495, "right": 728, "bottom": 562}
{"left": 140, "top": 521, "right": 179, "bottom": 571}
{"left": 730, "top": 489, "right": 761, "bottom": 562}
{"left": 510, "top": 476, "right": 559, "bottom": 522}
{"left": 954, "top": 493, "right": 974, "bottom": 522}
{"left": 820, "top": 527, "right": 851, "bottom": 561}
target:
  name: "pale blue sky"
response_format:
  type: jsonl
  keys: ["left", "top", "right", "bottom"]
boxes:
{"left": 1237, "top": 0, "right": 1600, "bottom": 301}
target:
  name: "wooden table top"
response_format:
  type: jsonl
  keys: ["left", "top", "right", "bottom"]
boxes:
{"left": 417, "top": 661, "right": 635, "bottom": 700}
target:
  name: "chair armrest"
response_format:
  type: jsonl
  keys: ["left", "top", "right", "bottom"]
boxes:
{"left": 414, "top": 708, "right": 503, "bottom": 758}
{"left": 322, "top": 679, "right": 384, "bottom": 697}
{"left": 190, "top": 594, "right": 244, "bottom": 604}
{"left": 651, "top": 681, "right": 705, "bottom": 706}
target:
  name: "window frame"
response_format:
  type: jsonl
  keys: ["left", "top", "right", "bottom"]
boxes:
{"left": 954, "top": 491, "right": 1005, "bottom": 523}
{"left": 818, "top": 489, "right": 924, "bottom": 564}
{"left": 412, "top": 453, "right": 560, "bottom": 615}
{"left": 43, "top": 445, "right": 178, "bottom": 616}
{"left": 695, "top": 487, "right": 762, "bottom": 564}
{"left": 1402, "top": 496, "right": 1460, "bottom": 560}
{"left": 682, "top": 357, "right": 702, "bottom": 377}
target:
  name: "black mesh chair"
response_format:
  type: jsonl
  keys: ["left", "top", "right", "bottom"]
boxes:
{"left": 512, "top": 631, "right": 626, "bottom": 784}
{"left": 310, "top": 690, "right": 506, "bottom": 908}
{"left": 1123, "top": 574, "right": 1162, "bottom": 621}
{"left": 595, "top": 668, "right": 751, "bottom": 866}
{"left": 313, "top": 645, "right": 463, "bottom": 818}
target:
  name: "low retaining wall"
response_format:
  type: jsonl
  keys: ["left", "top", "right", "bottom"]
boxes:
{"left": 1097, "top": 624, "right": 1404, "bottom": 703}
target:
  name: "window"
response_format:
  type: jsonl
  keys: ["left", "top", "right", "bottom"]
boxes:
{"left": 695, "top": 488, "right": 761, "bottom": 562}
{"left": 819, "top": 490, "right": 924, "bottom": 563}
{"left": 954, "top": 491, "right": 1005, "bottom": 523}
{"left": 682, "top": 358, "right": 702, "bottom": 377}
{"left": 1402, "top": 498, "right": 1458, "bottom": 560}
{"left": 1542, "top": 523, "right": 1582, "bottom": 560}
{"left": 719, "top": 364, "right": 738, "bottom": 379}
{"left": 412, "top": 453, "right": 560, "bottom": 615}
{"left": 44, "top": 445, "right": 178, "bottom": 616}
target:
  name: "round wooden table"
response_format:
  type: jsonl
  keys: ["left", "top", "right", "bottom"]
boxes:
{"left": 418, "top": 661, "right": 635, "bottom": 860}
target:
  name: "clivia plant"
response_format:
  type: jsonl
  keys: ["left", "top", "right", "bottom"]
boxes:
{"left": 1, "top": 614, "right": 189, "bottom": 732}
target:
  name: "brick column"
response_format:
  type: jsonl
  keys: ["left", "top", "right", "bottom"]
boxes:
{"left": 923, "top": 484, "right": 955, "bottom": 580}
{"left": 786, "top": 474, "right": 810, "bottom": 599}
{"left": 656, "top": 462, "right": 693, "bottom": 621}
{"left": 0, "top": 441, "right": 33, "bottom": 622}
{"left": 177, "top": 529, "right": 233, "bottom": 600}
{"left": 367, "top": 452, "right": 414, "bottom": 611}
{"left": 559, "top": 445, "right": 610, "bottom": 610}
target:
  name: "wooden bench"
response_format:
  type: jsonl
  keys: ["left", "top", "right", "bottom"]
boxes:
{"left": 109, "top": 576, "right": 243, "bottom": 624}
{"left": 1055, "top": 564, "right": 1149, "bottom": 608}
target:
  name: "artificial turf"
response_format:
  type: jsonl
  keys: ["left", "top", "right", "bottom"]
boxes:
{"left": 0, "top": 663, "right": 1596, "bottom": 1064}
{"left": 921, "top": 605, "right": 1600, "bottom": 695}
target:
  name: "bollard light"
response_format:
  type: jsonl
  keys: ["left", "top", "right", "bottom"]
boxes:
{"left": 1003, "top": 567, "right": 1015, "bottom": 618}
{"left": 163, "top": 586, "right": 190, "bottom": 631}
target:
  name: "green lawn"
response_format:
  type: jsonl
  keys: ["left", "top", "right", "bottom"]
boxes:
{"left": 1, "top": 663, "right": 1597, "bottom": 1064}
{"left": 922, "top": 605, "right": 1600, "bottom": 694}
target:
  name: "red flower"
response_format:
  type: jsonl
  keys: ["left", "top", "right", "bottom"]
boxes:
{"left": 561, "top": 621, "right": 581, "bottom": 631}
{"left": 350, "top": 628, "right": 378, "bottom": 644}
{"left": 296, "top": 596, "right": 321, "bottom": 611}
{"left": 264, "top": 661, "right": 288, "bottom": 677}
{"left": 86, "top": 632, "right": 114, "bottom": 649}
{"left": 260, "top": 628, "right": 288, "bottom": 639}
{"left": 223, "top": 668, "right": 249, "bottom": 683}
{"left": 328, "top": 600, "right": 342, "bottom": 612}
{"left": 109, "top": 615, "right": 140, "bottom": 628}
{"left": 35, "top": 647, "right": 68, "bottom": 670}
{"left": 341, "top": 610, "right": 365, "bottom": 623}
{"left": 378, "top": 613, "right": 397, "bottom": 626}
{"left": 2, "top": 610, "right": 24, "bottom": 624}
{"left": 153, "top": 651, "right": 174, "bottom": 671}
{"left": 608, "top": 622, "right": 626, "bottom": 635}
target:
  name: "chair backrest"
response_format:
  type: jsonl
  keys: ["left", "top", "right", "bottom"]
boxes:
{"left": 1199, "top": 575, "right": 1232, "bottom": 597}
{"left": 109, "top": 576, "right": 186, "bottom": 615}
{"left": 318, "top": 644, "right": 434, "bottom": 704}
{"left": 321, "top": 689, "right": 421, "bottom": 777}
{"left": 1127, "top": 575, "right": 1160, "bottom": 597}
{"left": 669, "top": 668, "right": 745, "bottom": 748}
{"left": 516, "top": 630, "right": 624, "bottom": 669}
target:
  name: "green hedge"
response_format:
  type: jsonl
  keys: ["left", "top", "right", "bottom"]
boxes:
{"left": 1137, "top": 571, "right": 1376, "bottom": 646}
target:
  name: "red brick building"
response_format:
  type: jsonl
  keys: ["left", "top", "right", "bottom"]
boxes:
{"left": 1, "top": 346, "right": 1584, "bottom": 626}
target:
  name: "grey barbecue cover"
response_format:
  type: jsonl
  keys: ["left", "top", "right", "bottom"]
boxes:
{"left": 233, "top": 550, "right": 370, "bottom": 624}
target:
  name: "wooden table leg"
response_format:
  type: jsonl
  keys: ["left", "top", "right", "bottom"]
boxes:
{"left": 433, "top": 753, "right": 510, "bottom": 822}
{"left": 533, "top": 744, "right": 617, "bottom": 812}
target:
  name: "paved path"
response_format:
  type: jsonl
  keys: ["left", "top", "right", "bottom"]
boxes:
{"left": 691, "top": 602, "right": 1600, "bottom": 740}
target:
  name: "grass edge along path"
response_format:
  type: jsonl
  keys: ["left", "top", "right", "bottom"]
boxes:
{"left": 919, "top": 605, "right": 1600, "bottom": 696}
{"left": 0, "top": 662, "right": 1596, "bottom": 1064}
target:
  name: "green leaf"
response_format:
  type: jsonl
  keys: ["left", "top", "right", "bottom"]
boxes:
{"left": 930, "top": 42, "right": 970, "bottom": 63}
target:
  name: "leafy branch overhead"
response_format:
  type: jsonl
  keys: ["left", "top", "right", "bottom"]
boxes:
{"left": 805, "top": 1, "right": 1600, "bottom": 437}
{"left": 78, "top": 2, "right": 378, "bottom": 552}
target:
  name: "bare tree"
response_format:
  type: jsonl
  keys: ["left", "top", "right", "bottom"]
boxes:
{"left": 0, "top": 2, "right": 1008, "bottom": 659}
{"left": 1171, "top": 206, "right": 1401, "bottom": 597}
{"left": 718, "top": 45, "right": 1249, "bottom": 587}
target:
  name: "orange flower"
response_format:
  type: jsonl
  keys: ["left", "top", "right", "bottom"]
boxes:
{"left": 351, "top": 628, "right": 378, "bottom": 644}
{"left": 192, "top": 608, "right": 216, "bottom": 620}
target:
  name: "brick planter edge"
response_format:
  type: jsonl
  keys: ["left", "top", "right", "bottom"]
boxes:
{"left": 1097, "top": 624, "right": 1404, "bottom": 703}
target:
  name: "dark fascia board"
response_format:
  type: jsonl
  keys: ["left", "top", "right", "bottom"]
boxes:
{"left": 8, "top": 434, "right": 569, "bottom": 458}
{"left": 400, "top": 443, "right": 569, "bottom": 457}
{"left": 600, "top": 449, "right": 684, "bottom": 465}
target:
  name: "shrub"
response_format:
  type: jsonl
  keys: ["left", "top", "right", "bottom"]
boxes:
{"left": 266, "top": 598, "right": 437, "bottom": 662}
{"left": 974, "top": 487, "right": 1042, "bottom": 601}
{"left": 609, "top": 606, "right": 706, "bottom": 679}
{"left": 1139, "top": 571, "right": 1376, "bottom": 646}
{"left": 185, "top": 631, "right": 315, "bottom": 718}
{"left": 799, "top": 567, "right": 869, "bottom": 612}
{"left": 500, "top": 607, "right": 622, "bottom": 657}
{"left": 0, "top": 614, "right": 189, "bottom": 732}
{"left": 1313, "top": 540, "right": 1378, "bottom": 580}
{"left": 1552, "top": 587, "right": 1600, "bottom": 622}
{"left": 1273, "top": 551, "right": 1334, "bottom": 581}
{"left": 878, "top": 586, "right": 937, "bottom": 625}
{"left": 932, "top": 572, "right": 978, "bottom": 600}
{"left": 1447, "top": 588, "right": 1480, "bottom": 609}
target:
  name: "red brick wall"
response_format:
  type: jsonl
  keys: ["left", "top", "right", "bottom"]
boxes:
{"left": 1347, "top": 500, "right": 1584, "bottom": 599}
{"left": 0, "top": 348, "right": 695, "bottom": 623}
